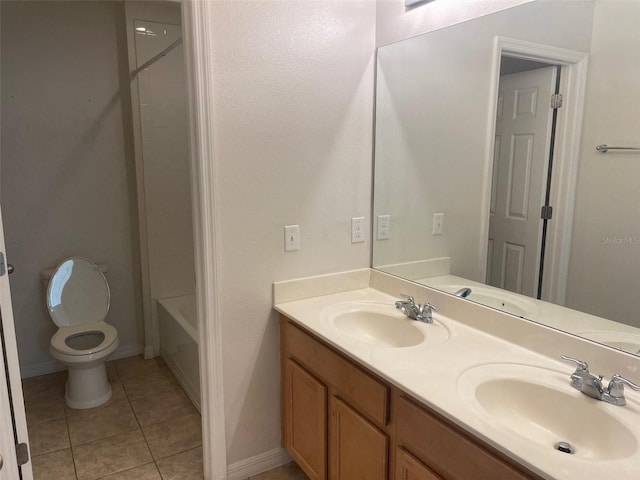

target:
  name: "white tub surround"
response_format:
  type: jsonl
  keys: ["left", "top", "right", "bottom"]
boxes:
{"left": 158, "top": 295, "right": 200, "bottom": 411}
{"left": 274, "top": 269, "right": 640, "bottom": 480}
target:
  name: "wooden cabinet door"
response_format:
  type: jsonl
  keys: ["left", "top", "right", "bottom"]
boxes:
{"left": 395, "top": 448, "right": 442, "bottom": 480}
{"left": 284, "top": 359, "right": 327, "bottom": 480}
{"left": 329, "top": 396, "right": 388, "bottom": 480}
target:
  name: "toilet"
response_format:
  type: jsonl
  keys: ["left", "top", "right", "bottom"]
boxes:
{"left": 46, "top": 257, "right": 119, "bottom": 409}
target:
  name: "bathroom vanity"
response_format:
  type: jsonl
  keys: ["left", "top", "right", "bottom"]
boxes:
{"left": 280, "top": 316, "right": 539, "bottom": 480}
{"left": 274, "top": 270, "right": 640, "bottom": 480}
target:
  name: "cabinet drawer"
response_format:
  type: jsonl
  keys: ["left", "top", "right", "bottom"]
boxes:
{"left": 396, "top": 395, "right": 539, "bottom": 480}
{"left": 284, "top": 319, "right": 389, "bottom": 426}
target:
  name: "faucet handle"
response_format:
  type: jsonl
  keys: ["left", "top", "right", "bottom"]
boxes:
{"left": 561, "top": 355, "right": 589, "bottom": 372}
{"left": 399, "top": 294, "right": 415, "bottom": 303}
{"left": 420, "top": 302, "right": 439, "bottom": 313}
{"left": 608, "top": 374, "right": 640, "bottom": 400}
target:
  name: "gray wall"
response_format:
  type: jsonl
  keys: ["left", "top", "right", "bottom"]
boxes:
{"left": 1, "top": 1, "right": 143, "bottom": 376}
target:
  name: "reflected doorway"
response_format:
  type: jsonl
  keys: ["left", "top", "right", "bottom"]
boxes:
{"left": 487, "top": 56, "right": 561, "bottom": 299}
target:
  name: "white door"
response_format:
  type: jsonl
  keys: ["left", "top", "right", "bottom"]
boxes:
{"left": 487, "top": 66, "right": 556, "bottom": 296}
{"left": 0, "top": 203, "right": 33, "bottom": 480}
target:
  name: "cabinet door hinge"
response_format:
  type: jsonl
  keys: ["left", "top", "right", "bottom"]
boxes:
{"left": 550, "top": 93, "right": 563, "bottom": 109}
{"left": 16, "top": 443, "right": 29, "bottom": 466}
{"left": 540, "top": 205, "right": 553, "bottom": 220}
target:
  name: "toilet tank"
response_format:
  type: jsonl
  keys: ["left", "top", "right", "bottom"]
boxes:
{"left": 40, "top": 262, "right": 108, "bottom": 294}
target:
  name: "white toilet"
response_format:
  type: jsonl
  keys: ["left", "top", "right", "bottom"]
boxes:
{"left": 47, "top": 257, "right": 119, "bottom": 409}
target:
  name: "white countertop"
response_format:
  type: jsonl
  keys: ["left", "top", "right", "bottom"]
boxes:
{"left": 274, "top": 275, "right": 640, "bottom": 480}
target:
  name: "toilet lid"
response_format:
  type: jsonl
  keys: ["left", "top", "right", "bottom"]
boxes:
{"left": 47, "top": 257, "right": 111, "bottom": 327}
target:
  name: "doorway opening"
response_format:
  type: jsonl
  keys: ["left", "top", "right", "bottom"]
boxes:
{"left": 482, "top": 37, "right": 589, "bottom": 306}
{"left": 487, "top": 57, "right": 561, "bottom": 299}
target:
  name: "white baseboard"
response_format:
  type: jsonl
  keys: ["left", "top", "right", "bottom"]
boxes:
{"left": 20, "top": 343, "right": 144, "bottom": 379}
{"left": 227, "top": 447, "right": 292, "bottom": 480}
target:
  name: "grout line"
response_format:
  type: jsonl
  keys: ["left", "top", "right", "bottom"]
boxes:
{"left": 63, "top": 380, "right": 80, "bottom": 480}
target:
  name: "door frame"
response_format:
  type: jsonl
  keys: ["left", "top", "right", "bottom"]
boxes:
{"left": 0, "top": 206, "right": 32, "bottom": 479}
{"left": 182, "top": 2, "right": 228, "bottom": 479}
{"left": 479, "top": 36, "right": 589, "bottom": 305}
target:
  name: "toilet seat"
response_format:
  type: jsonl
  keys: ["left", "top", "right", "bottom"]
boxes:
{"left": 47, "top": 257, "right": 111, "bottom": 328}
{"left": 50, "top": 321, "right": 118, "bottom": 357}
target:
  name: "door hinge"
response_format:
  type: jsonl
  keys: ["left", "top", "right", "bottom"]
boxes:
{"left": 541, "top": 205, "right": 553, "bottom": 220}
{"left": 16, "top": 443, "right": 29, "bottom": 466}
{"left": 550, "top": 93, "right": 563, "bottom": 109}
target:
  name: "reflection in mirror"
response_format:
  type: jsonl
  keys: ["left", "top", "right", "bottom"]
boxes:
{"left": 372, "top": 1, "right": 640, "bottom": 355}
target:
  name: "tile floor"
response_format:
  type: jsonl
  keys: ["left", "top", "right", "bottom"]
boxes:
{"left": 23, "top": 355, "right": 308, "bottom": 480}
{"left": 24, "top": 356, "right": 202, "bottom": 480}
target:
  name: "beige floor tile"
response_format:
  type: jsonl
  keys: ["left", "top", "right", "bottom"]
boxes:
{"left": 31, "top": 448, "right": 76, "bottom": 480}
{"left": 111, "top": 355, "right": 165, "bottom": 379}
{"left": 250, "top": 462, "right": 309, "bottom": 480}
{"left": 29, "top": 418, "right": 70, "bottom": 456}
{"left": 120, "top": 367, "right": 179, "bottom": 401}
{"left": 67, "top": 400, "right": 140, "bottom": 446}
{"left": 130, "top": 387, "right": 196, "bottom": 427}
{"left": 142, "top": 412, "right": 202, "bottom": 460}
{"left": 94, "top": 462, "right": 161, "bottom": 480}
{"left": 109, "top": 379, "right": 128, "bottom": 403}
{"left": 26, "top": 395, "right": 66, "bottom": 426}
{"left": 156, "top": 446, "right": 203, "bottom": 480}
{"left": 73, "top": 430, "right": 152, "bottom": 480}
{"left": 22, "top": 371, "right": 66, "bottom": 404}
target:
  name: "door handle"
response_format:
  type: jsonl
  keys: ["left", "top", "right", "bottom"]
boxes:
{"left": 7, "top": 264, "right": 14, "bottom": 275}
{"left": 0, "top": 453, "right": 3, "bottom": 470}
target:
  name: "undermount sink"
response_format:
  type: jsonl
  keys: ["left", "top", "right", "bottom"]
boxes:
{"left": 457, "top": 363, "right": 640, "bottom": 461}
{"left": 320, "top": 302, "right": 449, "bottom": 348}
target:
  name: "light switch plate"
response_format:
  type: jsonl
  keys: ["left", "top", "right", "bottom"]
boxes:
{"left": 284, "top": 225, "right": 300, "bottom": 251}
{"left": 432, "top": 213, "right": 444, "bottom": 235}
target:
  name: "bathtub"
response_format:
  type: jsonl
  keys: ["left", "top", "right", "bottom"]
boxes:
{"left": 157, "top": 295, "right": 200, "bottom": 411}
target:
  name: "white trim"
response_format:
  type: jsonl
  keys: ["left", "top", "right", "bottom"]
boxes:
{"left": 227, "top": 448, "right": 292, "bottom": 480}
{"left": 480, "top": 36, "right": 588, "bottom": 304}
{"left": 182, "top": 2, "right": 228, "bottom": 479}
{"left": 123, "top": 3, "right": 156, "bottom": 358}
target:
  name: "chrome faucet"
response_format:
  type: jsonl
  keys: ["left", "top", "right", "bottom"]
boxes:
{"left": 394, "top": 295, "right": 438, "bottom": 323}
{"left": 561, "top": 355, "right": 640, "bottom": 406}
{"left": 454, "top": 287, "right": 472, "bottom": 298}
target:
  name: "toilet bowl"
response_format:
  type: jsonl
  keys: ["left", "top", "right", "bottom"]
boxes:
{"left": 47, "top": 257, "right": 119, "bottom": 409}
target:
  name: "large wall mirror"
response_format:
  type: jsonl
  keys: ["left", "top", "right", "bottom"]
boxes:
{"left": 373, "top": 0, "right": 640, "bottom": 355}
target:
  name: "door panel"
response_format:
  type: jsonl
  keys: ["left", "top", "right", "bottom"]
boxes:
{"left": 329, "top": 396, "right": 388, "bottom": 480}
{"left": 0, "top": 202, "right": 33, "bottom": 479}
{"left": 284, "top": 359, "right": 327, "bottom": 480}
{"left": 395, "top": 448, "right": 442, "bottom": 480}
{"left": 489, "top": 66, "right": 556, "bottom": 296}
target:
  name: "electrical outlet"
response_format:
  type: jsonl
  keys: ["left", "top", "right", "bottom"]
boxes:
{"left": 351, "top": 217, "right": 365, "bottom": 243}
{"left": 377, "top": 215, "right": 390, "bottom": 240}
{"left": 432, "top": 213, "right": 444, "bottom": 235}
{"left": 284, "top": 225, "right": 300, "bottom": 251}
